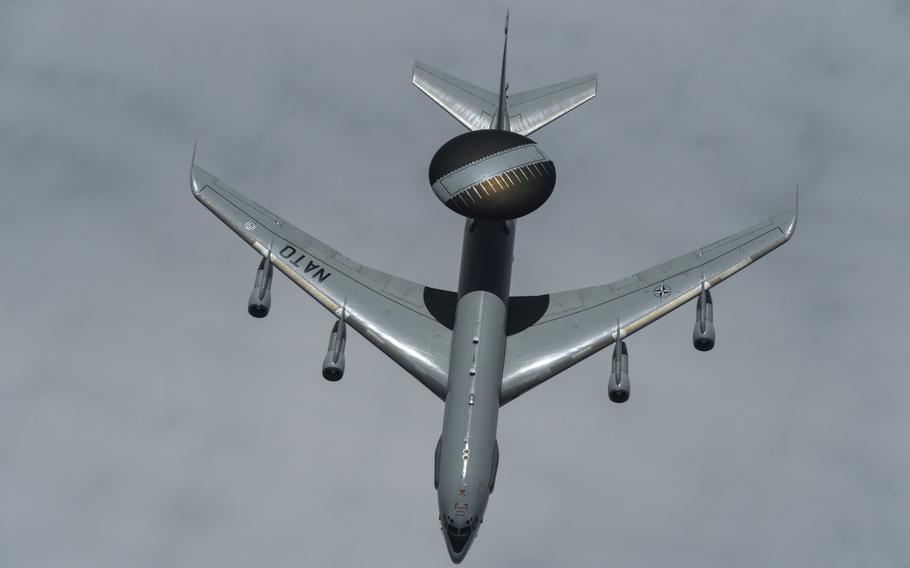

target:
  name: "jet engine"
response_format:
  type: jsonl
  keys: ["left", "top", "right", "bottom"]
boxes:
{"left": 322, "top": 316, "right": 347, "bottom": 381}
{"left": 247, "top": 256, "right": 273, "bottom": 318}
{"left": 609, "top": 331, "right": 631, "bottom": 403}
{"left": 692, "top": 284, "right": 715, "bottom": 351}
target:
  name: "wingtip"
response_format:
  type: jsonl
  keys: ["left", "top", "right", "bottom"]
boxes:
{"left": 774, "top": 186, "right": 799, "bottom": 239}
{"left": 789, "top": 184, "right": 799, "bottom": 238}
{"left": 768, "top": 185, "right": 798, "bottom": 240}
{"left": 189, "top": 142, "right": 215, "bottom": 197}
{"left": 190, "top": 141, "right": 200, "bottom": 194}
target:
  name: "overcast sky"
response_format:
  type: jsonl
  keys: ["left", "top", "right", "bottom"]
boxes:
{"left": 1, "top": 1, "right": 908, "bottom": 566}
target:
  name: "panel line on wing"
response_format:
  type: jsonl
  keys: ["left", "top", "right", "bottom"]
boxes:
{"left": 200, "top": 182, "right": 444, "bottom": 321}
{"left": 534, "top": 224, "right": 781, "bottom": 326}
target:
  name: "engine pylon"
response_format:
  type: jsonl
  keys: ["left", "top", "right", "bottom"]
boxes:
{"left": 609, "top": 320, "right": 631, "bottom": 403}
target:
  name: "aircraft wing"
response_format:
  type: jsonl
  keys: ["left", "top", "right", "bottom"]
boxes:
{"left": 500, "top": 204, "right": 798, "bottom": 404}
{"left": 412, "top": 61, "right": 498, "bottom": 131}
{"left": 507, "top": 75, "right": 597, "bottom": 136}
{"left": 191, "top": 163, "right": 451, "bottom": 400}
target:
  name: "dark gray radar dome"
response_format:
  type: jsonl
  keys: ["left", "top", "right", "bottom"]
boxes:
{"left": 429, "top": 130, "right": 555, "bottom": 220}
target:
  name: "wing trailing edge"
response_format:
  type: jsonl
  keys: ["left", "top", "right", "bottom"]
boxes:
{"left": 190, "top": 161, "right": 453, "bottom": 400}
{"left": 413, "top": 13, "right": 596, "bottom": 135}
{"left": 412, "top": 63, "right": 597, "bottom": 136}
{"left": 500, "top": 201, "right": 797, "bottom": 405}
{"left": 507, "top": 74, "right": 597, "bottom": 136}
{"left": 412, "top": 62, "right": 498, "bottom": 131}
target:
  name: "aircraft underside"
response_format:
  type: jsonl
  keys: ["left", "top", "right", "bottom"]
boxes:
{"left": 190, "top": 12, "right": 796, "bottom": 564}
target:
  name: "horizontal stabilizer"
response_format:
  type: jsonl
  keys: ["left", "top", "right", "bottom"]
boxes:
{"left": 412, "top": 61, "right": 498, "bottom": 131}
{"left": 508, "top": 74, "right": 597, "bottom": 136}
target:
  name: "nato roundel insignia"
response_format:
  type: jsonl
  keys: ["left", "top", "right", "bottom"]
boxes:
{"left": 428, "top": 130, "right": 556, "bottom": 220}
{"left": 652, "top": 284, "right": 672, "bottom": 299}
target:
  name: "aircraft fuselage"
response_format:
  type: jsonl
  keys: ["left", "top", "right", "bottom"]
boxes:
{"left": 437, "top": 219, "right": 514, "bottom": 562}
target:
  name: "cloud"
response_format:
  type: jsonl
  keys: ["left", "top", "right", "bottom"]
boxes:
{"left": 1, "top": 0, "right": 908, "bottom": 566}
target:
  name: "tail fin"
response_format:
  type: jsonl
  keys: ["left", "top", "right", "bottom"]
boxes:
{"left": 412, "top": 11, "right": 597, "bottom": 135}
{"left": 494, "top": 10, "right": 510, "bottom": 131}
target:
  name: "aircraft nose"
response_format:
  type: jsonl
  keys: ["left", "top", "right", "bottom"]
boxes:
{"left": 442, "top": 521, "right": 476, "bottom": 563}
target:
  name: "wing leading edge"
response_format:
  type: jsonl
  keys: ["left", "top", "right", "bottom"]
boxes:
{"left": 501, "top": 202, "right": 797, "bottom": 404}
{"left": 191, "top": 164, "right": 451, "bottom": 400}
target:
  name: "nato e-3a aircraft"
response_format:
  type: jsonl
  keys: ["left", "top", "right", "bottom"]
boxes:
{"left": 190, "top": 13, "right": 796, "bottom": 564}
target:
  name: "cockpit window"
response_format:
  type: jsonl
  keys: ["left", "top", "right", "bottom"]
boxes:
{"left": 443, "top": 514, "right": 477, "bottom": 532}
{"left": 445, "top": 522, "right": 473, "bottom": 553}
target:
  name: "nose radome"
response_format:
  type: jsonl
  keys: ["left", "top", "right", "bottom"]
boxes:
{"left": 442, "top": 520, "right": 477, "bottom": 564}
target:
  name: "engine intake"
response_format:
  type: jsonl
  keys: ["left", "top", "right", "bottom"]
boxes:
{"left": 692, "top": 285, "right": 715, "bottom": 351}
{"left": 248, "top": 256, "right": 273, "bottom": 318}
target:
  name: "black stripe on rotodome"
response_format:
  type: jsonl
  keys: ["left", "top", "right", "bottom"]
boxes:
{"left": 429, "top": 130, "right": 534, "bottom": 185}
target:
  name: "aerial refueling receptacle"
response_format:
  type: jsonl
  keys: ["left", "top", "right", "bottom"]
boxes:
{"left": 429, "top": 130, "right": 555, "bottom": 220}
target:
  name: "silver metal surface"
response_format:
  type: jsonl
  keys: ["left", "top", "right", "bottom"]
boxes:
{"left": 507, "top": 74, "right": 598, "bottom": 136}
{"left": 247, "top": 256, "right": 273, "bottom": 318}
{"left": 412, "top": 63, "right": 596, "bottom": 139}
{"left": 500, "top": 206, "right": 797, "bottom": 404}
{"left": 692, "top": 284, "right": 716, "bottom": 351}
{"left": 191, "top": 165, "right": 451, "bottom": 399}
{"left": 437, "top": 290, "right": 506, "bottom": 562}
{"left": 493, "top": 10, "right": 511, "bottom": 131}
{"left": 412, "top": 62, "right": 497, "bottom": 131}
{"left": 411, "top": 12, "right": 595, "bottom": 140}
{"left": 193, "top": 16, "right": 799, "bottom": 564}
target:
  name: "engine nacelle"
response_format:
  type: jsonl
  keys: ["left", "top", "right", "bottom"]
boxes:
{"left": 322, "top": 319, "right": 346, "bottom": 381}
{"left": 692, "top": 286, "right": 715, "bottom": 351}
{"left": 609, "top": 340, "right": 631, "bottom": 403}
{"left": 247, "top": 257, "right": 273, "bottom": 318}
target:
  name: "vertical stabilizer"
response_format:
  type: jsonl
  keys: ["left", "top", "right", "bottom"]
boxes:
{"left": 494, "top": 11, "right": 511, "bottom": 131}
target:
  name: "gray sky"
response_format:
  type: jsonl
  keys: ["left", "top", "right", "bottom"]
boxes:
{"left": 1, "top": 0, "right": 908, "bottom": 566}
